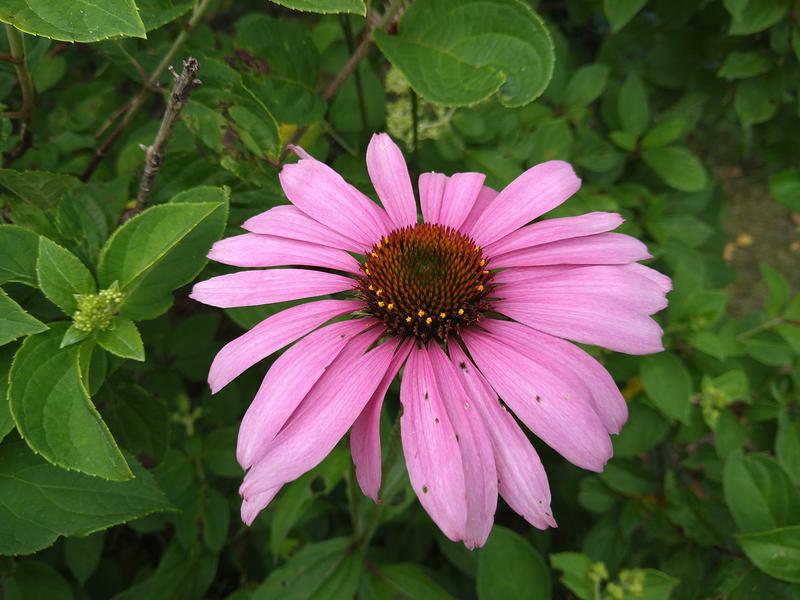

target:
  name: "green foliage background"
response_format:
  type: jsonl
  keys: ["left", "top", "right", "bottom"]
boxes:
{"left": 0, "top": 0, "right": 799, "bottom": 598}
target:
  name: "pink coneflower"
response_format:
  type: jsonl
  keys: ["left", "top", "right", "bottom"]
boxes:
{"left": 191, "top": 133, "right": 670, "bottom": 549}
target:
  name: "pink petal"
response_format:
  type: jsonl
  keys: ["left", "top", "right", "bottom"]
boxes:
{"left": 237, "top": 318, "right": 376, "bottom": 469}
{"left": 241, "top": 487, "right": 280, "bottom": 526}
{"left": 496, "top": 265, "right": 668, "bottom": 315}
{"left": 208, "top": 233, "right": 361, "bottom": 274}
{"left": 468, "top": 161, "right": 581, "bottom": 248}
{"left": 242, "top": 205, "right": 363, "bottom": 253}
{"left": 189, "top": 268, "right": 355, "bottom": 309}
{"left": 400, "top": 346, "right": 467, "bottom": 542}
{"left": 462, "top": 329, "right": 613, "bottom": 472}
{"left": 208, "top": 299, "right": 362, "bottom": 393}
{"left": 240, "top": 335, "right": 400, "bottom": 498}
{"left": 366, "top": 133, "right": 418, "bottom": 228}
{"left": 447, "top": 343, "right": 556, "bottom": 529}
{"left": 485, "top": 212, "right": 624, "bottom": 257}
{"left": 496, "top": 295, "right": 665, "bottom": 355}
{"left": 460, "top": 186, "right": 498, "bottom": 234}
{"left": 483, "top": 320, "right": 627, "bottom": 435}
{"left": 625, "top": 263, "right": 673, "bottom": 293}
{"left": 428, "top": 344, "right": 497, "bottom": 549}
{"left": 438, "top": 173, "right": 486, "bottom": 231}
{"left": 419, "top": 172, "right": 447, "bottom": 224}
{"left": 489, "top": 232, "right": 651, "bottom": 268}
{"left": 350, "top": 340, "right": 413, "bottom": 501}
{"left": 280, "top": 157, "right": 389, "bottom": 249}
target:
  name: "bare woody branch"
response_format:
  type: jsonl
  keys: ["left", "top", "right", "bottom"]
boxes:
{"left": 120, "top": 57, "right": 201, "bottom": 223}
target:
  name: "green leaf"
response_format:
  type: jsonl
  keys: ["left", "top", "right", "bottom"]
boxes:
{"left": 477, "top": 526, "right": 550, "bottom": 600}
{"left": 742, "top": 331, "right": 794, "bottom": 366}
{"left": 550, "top": 552, "right": 593, "bottom": 600}
{"left": 103, "top": 382, "right": 170, "bottom": 467}
{"left": 562, "top": 64, "right": 610, "bottom": 110}
{"left": 617, "top": 72, "right": 650, "bottom": 137}
{"left": 722, "top": 0, "right": 749, "bottom": 20}
{"left": 640, "top": 352, "right": 693, "bottom": 423}
{"left": 253, "top": 537, "right": 364, "bottom": 599}
{"left": 0, "top": 439, "right": 171, "bottom": 556}
{"left": 0, "top": 0, "right": 146, "bottom": 43}
{"left": 375, "top": 0, "right": 554, "bottom": 107}
{"left": 36, "top": 236, "right": 97, "bottom": 315}
{"left": 603, "top": 0, "right": 648, "bottom": 33}
{"left": 641, "top": 118, "right": 687, "bottom": 149}
{"left": 776, "top": 416, "right": 800, "bottom": 486}
{"left": 365, "top": 564, "right": 455, "bottom": 599}
{"left": 267, "top": 0, "right": 366, "bottom": 15}
{"left": 718, "top": 51, "right": 773, "bottom": 79}
{"left": 612, "top": 400, "right": 670, "bottom": 458}
{"left": 728, "top": 0, "right": 789, "bottom": 35}
{"left": 94, "top": 318, "right": 144, "bottom": 361}
{"left": 734, "top": 76, "right": 780, "bottom": 126}
{"left": 0, "top": 225, "right": 39, "bottom": 286}
{"left": 136, "top": 0, "right": 193, "bottom": 31}
{"left": 768, "top": 170, "right": 800, "bottom": 213}
{"left": 0, "top": 289, "right": 47, "bottom": 346}
{"left": 8, "top": 324, "right": 132, "bottom": 481}
{"left": 97, "top": 199, "right": 228, "bottom": 321}
{"left": 0, "top": 346, "right": 15, "bottom": 442}
{"left": 528, "top": 118, "right": 574, "bottom": 164}
{"left": 642, "top": 146, "right": 708, "bottom": 192}
{"left": 760, "top": 264, "right": 790, "bottom": 317}
{"left": 723, "top": 453, "right": 800, "bottom": 533}
{"left": 736, "top": 527, "right": 800, "bottom": 583}
{"left": 64, "top": 532, "right": 105, "bottom": 585}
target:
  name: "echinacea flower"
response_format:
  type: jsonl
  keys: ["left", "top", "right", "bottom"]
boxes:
{"left": 190, "top": 133, "right": 670, "bottom": 549}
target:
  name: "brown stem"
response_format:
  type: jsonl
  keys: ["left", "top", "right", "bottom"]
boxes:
{"left": 121, "top": 58, "right": 201, "bottom": 223}
{"left": 3, "top": 25, "right": 35, "bottom": 163}
{"left": 81, "top": 0, "right": 211, "bottom": 182}
{"left": 278, "top": 0, "right": 405, "bottom": 163}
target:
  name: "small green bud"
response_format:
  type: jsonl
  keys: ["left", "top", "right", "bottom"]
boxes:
{"left": 606, "top": 582, "right": 624, "bottom": 600}
{"left": 72, "top": 283, "right": 124, "bottom": 332}
{"left": 588, "top": 561, "right": 609, "bottom": 583}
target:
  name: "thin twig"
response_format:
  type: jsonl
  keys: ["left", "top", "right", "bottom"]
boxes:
{"left": 81, "top": 0, "right": 212, "bottom": 182}
{"left": 278, "top": 0, "right": 405, "bottom": 163}
{"left": 121, "top": 58, "right": 201, "bottom": 223}
{"left": 3, "top": 25, "right": 35, "bottom": 163}
{"left": 340, "top": 14, "right": 369, "bottom": 136}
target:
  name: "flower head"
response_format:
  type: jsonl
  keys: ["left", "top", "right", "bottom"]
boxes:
{"left": 191, "top": 133, "right": 670, "bottom": 548}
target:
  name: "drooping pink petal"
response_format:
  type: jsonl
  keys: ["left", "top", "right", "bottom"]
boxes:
{"left": 438, "top": 173, "right": 486, "bottom": 231}
{"left": 207, "top": 299, "right": 362, "bottom": 393}
{"left": 242, "top": 206, "right": 363, "bottom": 253}
{"left": 280, "top": 157, "right": 389, "bottom": 248}
{"left": 462, "top": 329, "right": 613, "bottom": 472}
{"left": 240, "top": 335, "right": 399, "bottom": 498}
{"left": 495, "top": 295, "right": 665, "bottom": 355}
{"left": 468, "top": 161, "right": 581, "bottom": 248}
{"left": 460, "top": 186, "right": 498, "bottom": 234}
{"left": 489, "top": 232, "right": 651, "bottom": 268}
{"left": 208, "top": 233, "right": 361, "bottom": 274}
{"left": 428, "top": 344, "right": 497, "bottom": 548}
{"left": 237, "top": 318, "right": 377, "bottom": 469}
{"left": 625, "top": 263, "right": 673, "bottom": 293}
{"left": 350, "top": 340, "right": 413, "bottom": 501}
{"left": 419, "top": 172, "right": 447, "bottom": 224}
{"left": 484, "top": 212, "right": 624, "bottom": 257}
{"left": 366, "top": 133, "right": 418, "bottom": 228}
{"left": 189, "top": 268, "right": 355, "bottom": 309}
{"left": 400, "top": 346, "right": 467, "bottom": 542}
{"left": 482, "top": 320, "right": 628, "bottom": 435}
{"left": 495, "top": 265, "right": 668, "bottom": 315}
{"left": 241, "top": 487, "right": 280, "bottom": 526}
{"left": 447, "top": 343, "right": 556, "bottom": 529}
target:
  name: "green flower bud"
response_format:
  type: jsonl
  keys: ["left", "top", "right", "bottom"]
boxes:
{"left": 72, "top": 283, "right": 124, "bottom": 332}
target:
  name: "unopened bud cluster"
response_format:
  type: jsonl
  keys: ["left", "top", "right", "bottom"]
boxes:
{"left": 73, "top": 286, "right": 124, "bottom": 332}
{"left": 588, "top": 562, "right": 646, "bottom": 599}
{"left": 385, "top": 67, "right": 453, "bottom": 150}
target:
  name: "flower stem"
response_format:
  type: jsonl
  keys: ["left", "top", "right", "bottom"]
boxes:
{"left": 3, "top": 25, "right": 35, "bottom": 163}
{"left": 339, "top": 14, "right": 369, "bottom": 136}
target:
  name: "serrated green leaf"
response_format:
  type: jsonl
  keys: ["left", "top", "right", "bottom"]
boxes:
{"left": 603, "top": 0, "right": 648, "bottom": 33}
{"left": 618, "top": 72, "right": 650, "bottom": 137}
{"left": 477, "top": 526, "right": 550, "bottom": 600}
{"left": 642, "top": 146, "right": 708, "bottom": 192}
{"left": 0, "top": 0, "right": 146, "bottom": 43}
{"left": 562, "top": 63, "right": 610, "bottom": 110}
{"left": 0, "top": 439, "right": 171, "bottom": 556}
{"left": 723, "top": 453, "right": 800, "bottom": 533}
{"left": 0, "top": 289, "right": 47, "bottom": 346}
{"left": 0, "top": 225, "right": 39, "bottom": 287}
{"left": 0, "top": 346, "right": 15, "bottom": 442}
{"left": 36, "top": 236, "right": 96, "bottom": 315}
{"left": 736, "top": 526, "right": 800, "bottom": 583}
{"left": 9, "top": 324, "right": 132, "bottom": 481}
{"left": 375, "top": 0, "right": 554, "bottom": 107}
{"left": 268, "top": 0, "right": 365, "bottom": 15}
{"left": 640, "top": 351, "right": 693, "bottom": 423}
{"left": 94, "top": 318, "right": 144, "bottom": 361}
{"left": 96, "top": 199, "right": 227, "bottom": 321}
